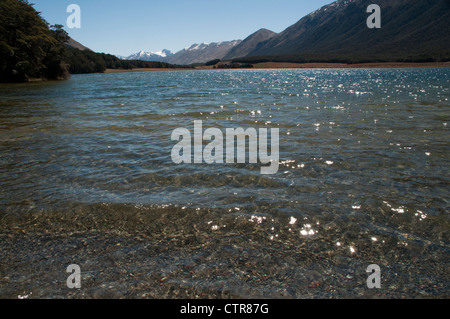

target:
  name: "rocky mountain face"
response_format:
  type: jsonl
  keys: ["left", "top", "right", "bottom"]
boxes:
{"left": 164, "top": 41, "right": 241, "bottom": 65}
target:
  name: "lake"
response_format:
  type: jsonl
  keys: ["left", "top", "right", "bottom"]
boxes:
{"left": 0, "top": 68, "right": 448, "bottom": 298}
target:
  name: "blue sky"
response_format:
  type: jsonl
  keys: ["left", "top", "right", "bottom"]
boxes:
{"left": 33, "top": 0, "right": 334, "bottom": 56}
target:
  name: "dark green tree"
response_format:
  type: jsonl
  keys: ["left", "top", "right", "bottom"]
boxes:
{"left": 0, "top": 0, "right": 69, "bottom": 82}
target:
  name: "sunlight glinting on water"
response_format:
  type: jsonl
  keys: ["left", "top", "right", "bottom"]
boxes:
{"left": 0, "top": 68, "right": 448, "bottom": 298}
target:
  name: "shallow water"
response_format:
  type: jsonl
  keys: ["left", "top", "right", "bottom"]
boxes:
{"left": 0, "top": 68, "right": 448, "bottom": 298}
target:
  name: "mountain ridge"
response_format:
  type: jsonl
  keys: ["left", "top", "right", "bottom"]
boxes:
{"left": 223, "top": 28, "right": 278, "bottom": 61}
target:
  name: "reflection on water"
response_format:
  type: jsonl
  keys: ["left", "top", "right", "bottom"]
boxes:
{"left": 0, "top": 68, "right": 449, "bottom": 298}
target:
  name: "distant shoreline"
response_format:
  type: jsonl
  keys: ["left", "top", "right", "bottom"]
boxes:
{"left": 104, "top": 68, "right": 192, "bottom": 73}
{"left": 104, "top": 61, "right": 450, "bottom": 73}
{"left": 247, "top": 61, "right": 450, "bottom": 69}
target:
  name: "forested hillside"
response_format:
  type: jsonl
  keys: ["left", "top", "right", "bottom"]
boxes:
{"left": 243, "top": 0, "right": 450, "bottom": 63}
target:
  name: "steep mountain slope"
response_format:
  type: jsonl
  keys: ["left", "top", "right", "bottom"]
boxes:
{"left": 223, "top": 28, "right": 277, "bottom": 60}
{"left": 246, "top": 0, "right": 450, "bottom": 61}
{"left": 66, "top": 37, "right": 91, "bottom": 51}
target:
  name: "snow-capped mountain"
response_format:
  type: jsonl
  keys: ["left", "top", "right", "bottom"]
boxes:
{"left": 122, "top": 49, "right": 174, "bottom": 62}
{"left": 165, "top": 40, "right": 241, "bottom": 65}
{"left": 122, "top": 41, "right": 241, "bottom": 65}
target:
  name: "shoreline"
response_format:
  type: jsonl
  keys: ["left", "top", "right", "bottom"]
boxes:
{"left": 105, "top": 61, "right": 450, "bottom": 73}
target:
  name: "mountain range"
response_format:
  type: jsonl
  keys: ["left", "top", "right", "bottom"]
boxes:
{"left": 165, "top": 41, "right": 241, "bottom": 65}
{"left": 121, "top": 41, "right": 242, "bottom": 65}
{"left": 118, "top": 0, "right": 450, "bottom": 65}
